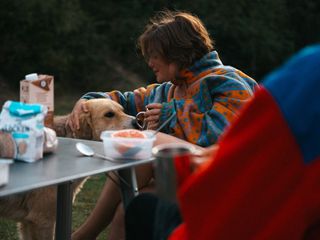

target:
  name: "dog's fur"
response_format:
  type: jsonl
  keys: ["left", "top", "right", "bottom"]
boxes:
{"left": 0, "top": 98, "right": 136, "bottom": 240}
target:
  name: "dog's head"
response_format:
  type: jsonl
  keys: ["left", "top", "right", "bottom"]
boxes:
{"left": 74, "top": 99, "right": 136, "bottom": 140}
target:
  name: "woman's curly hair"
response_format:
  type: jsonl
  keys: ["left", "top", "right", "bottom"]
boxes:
{"left": 138, "top": 10, "right": 214, "bottom": 70}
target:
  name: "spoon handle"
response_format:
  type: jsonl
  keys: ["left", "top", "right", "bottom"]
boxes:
{"left": 94, "top": 153, "right": 121, "bottom": 163}
{"left": 152, "top": 112, "right": 176, "bottom": 136}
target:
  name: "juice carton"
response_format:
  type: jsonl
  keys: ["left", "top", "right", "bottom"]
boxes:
{"left": 20, "top": 73, "right": 54, "bottom": 128}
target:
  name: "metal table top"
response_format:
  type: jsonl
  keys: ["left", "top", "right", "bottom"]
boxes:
{"left": 0, "top": 137, "right": 154, "bottom": 197}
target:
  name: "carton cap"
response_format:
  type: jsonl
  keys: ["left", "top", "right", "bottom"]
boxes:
{"left": 25, "top": 73, "right": 38, "bottom": 81}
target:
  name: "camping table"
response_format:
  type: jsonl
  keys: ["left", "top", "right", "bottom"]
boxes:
{"left": 0, "top": 137, "right": 154, "bottom": 240}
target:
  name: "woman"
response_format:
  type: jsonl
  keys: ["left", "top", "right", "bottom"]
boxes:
{"left": 126, "top": 44, "right": 320, "bottom": 240}
{"left": 68, "top": 10, "right": 257, "bottom": 240}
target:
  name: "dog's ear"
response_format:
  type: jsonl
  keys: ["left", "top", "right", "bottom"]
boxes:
{"left": 73, "top": 110, "right": 93, "bottom": 140}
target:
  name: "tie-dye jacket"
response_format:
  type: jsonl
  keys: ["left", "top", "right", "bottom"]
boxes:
{"left": 82, "top": 51, "right": 258, "bottom": 147}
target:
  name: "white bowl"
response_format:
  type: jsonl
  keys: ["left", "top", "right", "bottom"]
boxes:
{"left": 100, "top": 130, "right": 156, "bottom": 160}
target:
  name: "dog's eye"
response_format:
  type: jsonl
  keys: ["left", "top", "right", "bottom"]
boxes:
{"left": 104, "top": 112, "right": 115, "bottom": 118}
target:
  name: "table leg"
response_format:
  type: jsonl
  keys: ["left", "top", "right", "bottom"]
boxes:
{"left": 117, "top": 167, "right": 139, "bottom": 208}
{"left": 55, "top": 181, "right": 72, "bottom": 240}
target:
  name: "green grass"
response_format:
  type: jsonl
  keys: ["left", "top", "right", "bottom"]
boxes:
{"left": 0, "top": 219, "right": 18, "bottom": 240}
{"left": 0, "top": 174, "right": 109, "bottom": 240}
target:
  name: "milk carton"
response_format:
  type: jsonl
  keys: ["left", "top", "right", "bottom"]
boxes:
{"left": 0, "top": 101, "right": 47, "bottom": 162}
{"left": 20, "top": 73, "right": 54, "bottom": 128}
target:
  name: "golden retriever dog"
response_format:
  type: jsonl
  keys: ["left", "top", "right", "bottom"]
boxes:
{"left": 0, "top": 98, "right": 137, "bottom": 240}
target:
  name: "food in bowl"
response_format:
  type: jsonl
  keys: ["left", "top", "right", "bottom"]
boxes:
{"left": 101, "top": 129, "right": 155, "bottom": 160}
{"left": 111, "top": 130, "right": 147, "bottom": 156}
{"left": 111, "top": 129, "right": 147, "bottom": 139}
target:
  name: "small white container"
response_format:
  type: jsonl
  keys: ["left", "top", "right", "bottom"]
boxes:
{"left": 100, "top": 130, "right": 156, "bottom": 160}
{"left": 0, "top": 159, "right": 13, "bottom": 186}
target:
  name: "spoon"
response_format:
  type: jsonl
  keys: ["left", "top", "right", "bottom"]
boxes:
{"left": 75, "top": 142, "right": 137, "bottom": 190}
{"left": 150, "top": 111, "right": 176, "bottom": 137}
{"left": 76, "top": 142, "right": 121, "bottom": 163}
{"left": 122, "top": 112, "right": 176, "bottom": 157}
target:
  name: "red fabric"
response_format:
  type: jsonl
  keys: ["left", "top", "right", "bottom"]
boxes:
{"left": 169, "top": 88, "right": 320, "bottom": 240}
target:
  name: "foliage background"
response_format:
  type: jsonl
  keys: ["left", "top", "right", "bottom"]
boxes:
{"left": 0, "top": 1, "right": 319, "bottom": 239}
{"left": 0, "top": 0, "right": 319, "bottom": 106}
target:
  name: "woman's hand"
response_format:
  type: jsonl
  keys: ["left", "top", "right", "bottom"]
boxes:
{"left": 144, "top": 103, "right": 163, "bottom": 130}
{"left": 191, "top": 144, "right": 219, "bottom": 171}
{"left": 66, "top": 99, "right": 88, "bottom": 132}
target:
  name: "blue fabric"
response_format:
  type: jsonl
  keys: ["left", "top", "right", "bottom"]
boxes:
{"left": 81, "top": 91, "right": 110, "bottom": 100}
{"left": 263, "top": 44, "right": 320, "bottom": 163}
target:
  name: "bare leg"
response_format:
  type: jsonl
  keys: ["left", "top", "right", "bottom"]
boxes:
{"left": 72, "top": 164, "right": 154, "bottom": 240}
{"left": 154, "top": 132, "right": 204, "bottom": 152}
{"left": 107, "top": 203, "right": 125, "bottom": 240}
{"left": 72, "top": 171, "right": 122, "bottom": 240}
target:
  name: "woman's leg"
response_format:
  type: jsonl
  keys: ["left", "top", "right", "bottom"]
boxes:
{"left": 154, "top": 132, "right": 203, "bottom": 151}
{"left": 107, "top": 202, "right": 125, "bottom": 240}
{"left": 72, "top": 164, "right": 154, "bottom": 240}
{"left": 72, "top": 171, "right": 122, "bottom": 240}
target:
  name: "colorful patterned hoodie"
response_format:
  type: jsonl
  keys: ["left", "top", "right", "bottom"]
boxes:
{"left": 82, "top": 51, "right": 258, "bottom": 147}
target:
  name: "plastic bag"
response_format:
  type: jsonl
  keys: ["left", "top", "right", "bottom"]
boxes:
{"left": 0, "top": 101, "right": 47, "bottom": 162}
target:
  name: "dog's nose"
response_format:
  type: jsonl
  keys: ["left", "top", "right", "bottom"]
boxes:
{"left": 131, "top": 118, "right": 140, "bottom": 129}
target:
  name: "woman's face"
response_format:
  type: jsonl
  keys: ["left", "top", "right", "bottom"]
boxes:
{"left": 148, "top": 53, "right": 178, "bottom": 84}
